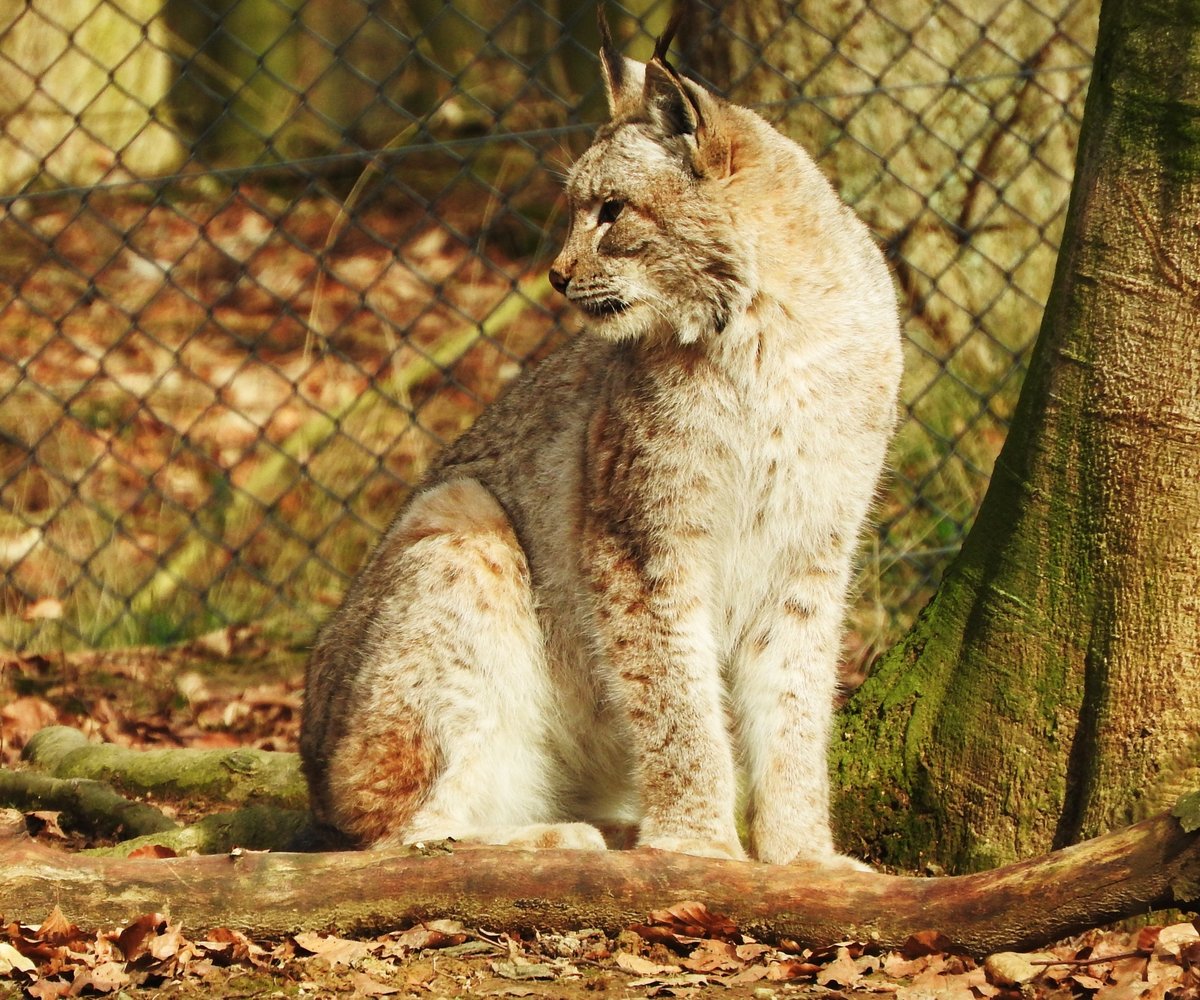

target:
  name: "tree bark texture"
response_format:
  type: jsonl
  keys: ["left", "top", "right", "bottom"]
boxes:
{"left": 832, "top": 0, "right": 1200, "bottom": 872}
{"left": 3, "top": 804, "right": 1198, "bottom": 957}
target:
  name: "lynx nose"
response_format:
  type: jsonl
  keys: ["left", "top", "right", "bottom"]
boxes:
{"left": 548, "top": 267, "right": 569, "bottom": 295}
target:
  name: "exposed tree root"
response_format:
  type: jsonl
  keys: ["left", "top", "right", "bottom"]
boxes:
{"left": 0, "top": 769, "right": 178, "bottom": 839}
{"left": 22, "top": 726, "right": 306, "bottom": 809}
{"left": 82, "top": 804, "right": 309, "bottom": 858}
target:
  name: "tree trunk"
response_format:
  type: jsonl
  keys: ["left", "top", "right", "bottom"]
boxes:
{"left": 830, "top": 0, "right": 1200, "bottom": 872}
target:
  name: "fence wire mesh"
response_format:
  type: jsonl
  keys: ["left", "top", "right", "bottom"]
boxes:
{"left": 0, "top": 0, "right": 1097, "bottom": 660}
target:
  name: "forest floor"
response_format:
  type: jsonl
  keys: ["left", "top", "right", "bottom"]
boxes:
{"left": 2, "top": 634, "right": 1199, "bottom": 999}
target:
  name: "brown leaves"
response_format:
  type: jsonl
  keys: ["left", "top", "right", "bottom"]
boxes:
{"left": 0, "top": 694, "right": 60, "bottom": 761}
{"left": 616, "top": 904, "right": 988, "bottom": 996}
{"left": 902, "top": 927, "right": 963, "bottom": 957}
{"left": 629, "top": 900, "right": 742, "bottom": 952}
{"left": 608, "top": 909, "right": 1200, "bottom": 999}
{"left": 1, "top": 639, "right": 303, "bottom": 775}
{"left": 2, "top": 907, "right": 272, "bottom": 995}
{"left": 4, "top": 901, "right": 1199, "bottom": 1000}
{"left": 984, "top": 922, "right": 1200, "bottom": 999}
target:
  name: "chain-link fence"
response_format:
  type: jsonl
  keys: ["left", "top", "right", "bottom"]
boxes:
{"left": 0, "top": 0, "right": 1097, "bottom": 660}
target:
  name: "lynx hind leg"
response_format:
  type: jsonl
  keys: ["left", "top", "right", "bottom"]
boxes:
{"left": 324, "top": 477, "right": 605, "bottom": 853}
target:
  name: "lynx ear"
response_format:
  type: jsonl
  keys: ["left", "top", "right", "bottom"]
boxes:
{"left": 598, "top": 7, "right": 732, "bottom": 177}
{"left": 643, "top": 60, "right": 700, "bottom": 137}
{"left": 643, "top": 58, "right": 732, "bottom": 177}
{"left": 598, "top": 7, "right": 644, "bottom": 119}
{"left": 641, "top": 8, "right": 697, "bottom": 137}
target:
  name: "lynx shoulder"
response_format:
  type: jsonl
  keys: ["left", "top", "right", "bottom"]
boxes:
{"left": 300, "top": 23, "right": 902, "bottom": 866}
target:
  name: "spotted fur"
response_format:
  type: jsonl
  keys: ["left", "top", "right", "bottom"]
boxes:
{"left": 300, "top": 37, "right": 902, "bottom": 865}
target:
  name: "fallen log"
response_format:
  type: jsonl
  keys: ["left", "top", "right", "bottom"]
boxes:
{"left": 4, "top": 797, "right": 1198, "bottom": 956}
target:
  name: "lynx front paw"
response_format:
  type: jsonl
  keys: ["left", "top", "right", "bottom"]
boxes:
{"left": 791, "top": 851, "right": 872, "bottom": 873}
{"left": 503, "top": 822, "right": 609, "bottom": 851}
{"left": 404, "top": 821, "right": 608, "bottom": 851}
{"left": 640, "top": 835, "right": 747, "bottom": 861}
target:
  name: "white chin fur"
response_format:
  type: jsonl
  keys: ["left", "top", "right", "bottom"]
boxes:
{"left": 585, "top": 300, "right": 712, "bottom": 346}
{"left": 585, "top": 301, "right": 651, "bottom": 342}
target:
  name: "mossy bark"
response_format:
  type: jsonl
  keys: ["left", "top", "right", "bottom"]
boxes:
{"left": 833, "top": 0, "right": 1200, "bottom": 872}
{"left": 84, "top": 805, "right": 309, "bottom": 858}
{"left": 0, "top": 769, "right": 178, "bottom": 840}
{"left": 22, "top": 726, "right": 307, "bottom": 810}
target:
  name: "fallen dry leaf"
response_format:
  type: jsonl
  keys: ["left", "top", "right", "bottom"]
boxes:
{"left": 726, "top": 962, "right": 770, "bottom": 985}
{"left": 902, "top": 929, "right": 958, "bottom": 957}
{"left": 25, "top": 978, "right": 73, "bottom": 999}
{"left": 0, "top": 940, "right": 37, "bottom": 975}
{"left": 815, "top": 945, "right": 865, "bottom": 988}
{"left": 615, "top": 951, "right": 681, "bottom": 976}
{"left": 734, "top": 942, "right": 771, "bottom": 962}
{"left": 71, "top": 959, "right": 130, "bottom": 994}
{"left": 383, "top": 919, "right": 471, "bottom": 953}
{"left": 678, "top": 937, "right": 741, "bottom": 973}
{"left": 33, "top": 906, "right": 77, "bottom": 945}
{"left": 293, "top": 931, "right": 372, "bottom": 967}
{"left": 767, "top": 957, "right": 821, "bottom": 981}
{"left": 1071, "top": 972, "right": 1108, "bottom": 989}
{"left": 900, "top": 963, "right": 978, "bottom": 1000}
{"left": 1, "top": 695, "right": 59, "bottom": 744}
{"left": 985, "top": 950, "right": 1040, "bottom": 986}
{"left": 25, "top": 810, "right": 67, "bottom": 839}
{"left": 350, "top": 970, "right": 403, "bottom": 996}
{"left": 127, "top": 843, "right": 178, "bottom": 859}
{"left": 640, "top": 900, "right": 741, "bottom": 943}
{"left": 114, "top": 912, "right": 169, "bottom": 962}
{"left": 146, "top": 924, "right": 187, "bottom": 962}
{"left": 1154, "top": 922, "right": 1200, "bottom": 957}
{"left": 884, "top": 950, "right": 938, "bottom": 978}
{"left": 199, "top": 926, "right": 269, "bottom": 967}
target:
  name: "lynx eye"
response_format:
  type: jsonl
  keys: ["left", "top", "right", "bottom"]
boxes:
{"left": 598, "top": 199, "right": 624, "bottom": 225}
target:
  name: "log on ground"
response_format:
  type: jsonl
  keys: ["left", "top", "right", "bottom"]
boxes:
{"left": 3, "top": 801, "right": 1198, "bottom": 956}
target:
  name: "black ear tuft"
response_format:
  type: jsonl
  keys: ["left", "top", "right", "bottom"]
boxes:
{"left": 645, "top": 4, "right": 703, "bottom": 138}
{"left": 597, "top": 5, "right": 624, "bottom": 93}
{"left": 652, "top": 5, "right": 685, "bottom": 65}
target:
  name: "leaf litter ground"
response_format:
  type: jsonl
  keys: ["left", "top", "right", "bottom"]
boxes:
{"left": 3, "top": 631, "right": 1200, "bottom": 999}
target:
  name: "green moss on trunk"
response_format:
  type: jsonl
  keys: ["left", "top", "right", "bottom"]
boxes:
{"left": 834, "top": 0, "right": 1200, "bottom": 873}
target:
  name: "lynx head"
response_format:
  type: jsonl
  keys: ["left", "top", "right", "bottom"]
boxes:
{"left": 549, "top": 15, "right": 756, "bottom": 345}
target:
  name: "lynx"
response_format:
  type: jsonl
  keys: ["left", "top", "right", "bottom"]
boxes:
{"left": 300, "top": 21, "right": 902, "bottom": 867}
